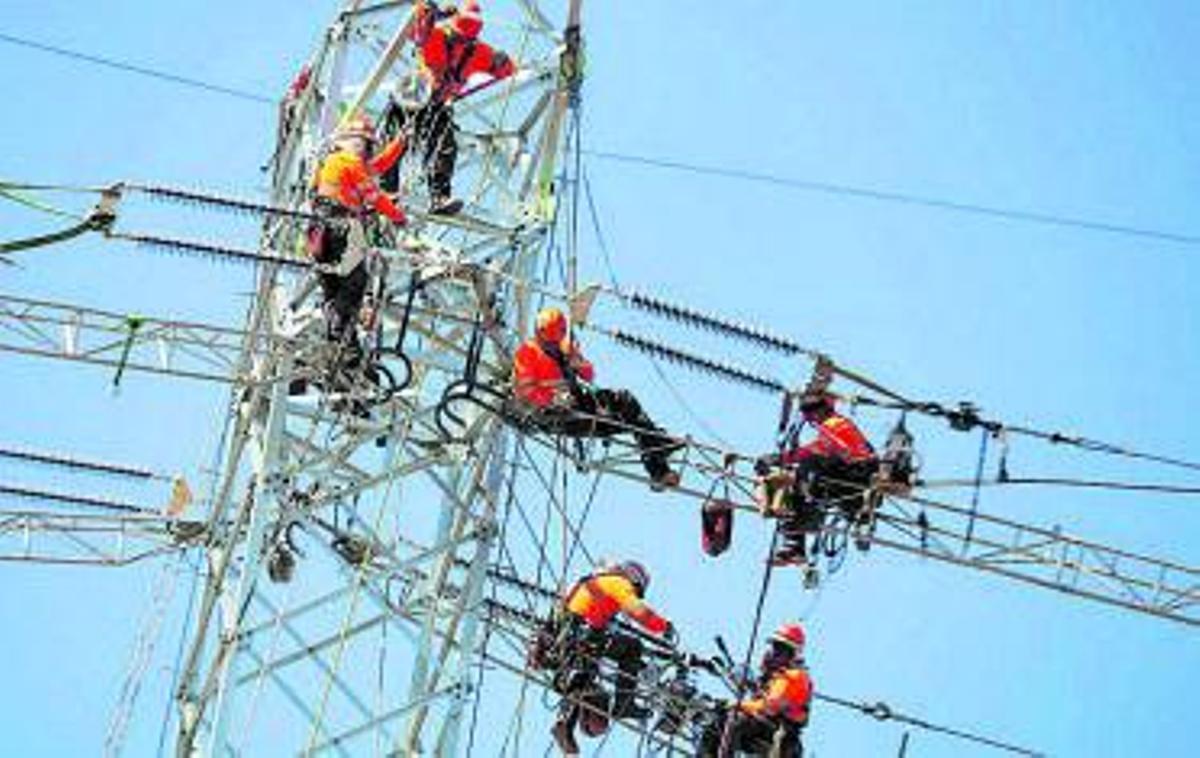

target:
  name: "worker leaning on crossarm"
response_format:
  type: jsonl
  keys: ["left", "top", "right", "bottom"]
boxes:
{"left": 308, "top": 115, "right": 407, "bottom": 350}
{"left": 757, "top": 391, "right": 878, "bottom": 574}
{"left": 512, "top": 307, "right": 683, "bottom": 489}
{"left": 549, "top": 560, "right": 677, "bottom": 756}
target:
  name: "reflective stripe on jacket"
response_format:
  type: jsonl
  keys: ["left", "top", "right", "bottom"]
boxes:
{"left": 740, "top": 666, "right": 813, "bottom": 724}
{"left": 783, "top": 413, "right": 875, "bottom": 464}
{"left": 563, "top": 572, "right": 668, "bottom": 635}
{"left": 313, "top": 140, "right": 407, "bottom": 223}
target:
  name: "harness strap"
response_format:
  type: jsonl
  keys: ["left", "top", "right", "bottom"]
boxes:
{"left": 434, "top": 31, "right": 478, "bottom": 102}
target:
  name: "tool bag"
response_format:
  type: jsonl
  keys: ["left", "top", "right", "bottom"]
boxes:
{"left": 701, "top": 498, "right": 734, "bottom": 557}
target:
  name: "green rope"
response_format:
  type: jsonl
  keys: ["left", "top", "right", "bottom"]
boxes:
{"left": 0, "top": 184, "right": 83, "bottom": 221}
{"left": 112, "top": 315, "right": 146, "bottom": 389}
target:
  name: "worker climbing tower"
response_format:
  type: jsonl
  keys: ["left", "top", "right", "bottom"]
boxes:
{"left": 171, "top": 2, "right": 585, "bottom": 754}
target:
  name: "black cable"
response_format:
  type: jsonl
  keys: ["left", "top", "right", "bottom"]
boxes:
{"left": 918, "top": 476, "right": 1200, "bottom": 497}
{"left": 851, "top": 394, "right": 1200, "bottom": 476}
{"left": 0, "top": 32, "right": 274, "bottom": 104}
{"left": 812, "top": 693, "right": 1044, "bottom": 757}
{"left": 584, "top": 149, "right": 1200, "bottom": 246}
{"left": 1, "top": 30, "right": 1189, "bottom": 248}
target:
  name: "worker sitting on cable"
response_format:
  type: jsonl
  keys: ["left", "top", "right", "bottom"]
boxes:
{"left": 512, "top": 307, "right": 683, "bottom": 489}
{"left": 382, "top": 0, "right": 516, "bottom": 216}
{"left": 309, "top": 115, "right": 408, "bottom": 353}
{"left": 756, "top": 392, "right": 877, "bottom": 571}
{"left": 549, "top": 560, "right": 677, "bottom": 757}
{"left": 698, "top": 622, "right": 812, "bottom": 758}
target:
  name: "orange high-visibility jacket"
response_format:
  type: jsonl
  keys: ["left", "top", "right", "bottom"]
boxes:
{"left": 410, "top": 15, "right": 515, "bottom": 101}
{"left": 740, "top": 666, "right": 813, "bottom": 724}
{"left": 512, "top": 337, "right": 595, "bottom": 408}
{"left": 313, "top": 139, "right": 407, "bottom": 223}
{"left": 564, "top": 572, "right": 669, "bottom": 635}
{"left": 782, "top": 413, "right": 875, "bottom": 465}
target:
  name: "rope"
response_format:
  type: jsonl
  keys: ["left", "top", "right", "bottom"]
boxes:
{"left": 718, "top": 524, "right": 781, "bottom": 757}
{"left": 962, "top": 428, "right": 989, "bottom": 553}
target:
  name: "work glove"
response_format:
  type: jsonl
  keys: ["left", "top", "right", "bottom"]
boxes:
{"left": 663, "top": 622, "right": 679, "bottom": 647}
{"left": 754, "top": 454, "right": 780, "bottom": 477}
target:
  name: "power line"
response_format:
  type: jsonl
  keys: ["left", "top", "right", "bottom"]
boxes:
{"left": 2, "top": 30, "right": 1193, "bottom": 246}
{"left": 0, "top": 32, "right": 273, "bottom": 104}
{"left": 583, "top": 150, "right": 1200, "bottom": 246}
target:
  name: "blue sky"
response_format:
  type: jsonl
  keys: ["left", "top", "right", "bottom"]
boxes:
{"left": 1, "top": 1, "right": 1198, "bottom": 756}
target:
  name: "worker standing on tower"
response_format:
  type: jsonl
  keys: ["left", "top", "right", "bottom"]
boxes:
{"left": 383, "top": 0, "right": 516, "bottom": 215}
{"left": 698, "top": 622, "right": 812, "bottom": 757}
{"left": 756, "top": 392, "right": 878, "bottom": 579}
{"left": 512, "top": 307, "right": 683, "bottom": 489}
{"left": 542, "top": 560, "right": 677, "bottom": 756}
{"left": 308, "top": 115, "right": 407, "bottom": 356}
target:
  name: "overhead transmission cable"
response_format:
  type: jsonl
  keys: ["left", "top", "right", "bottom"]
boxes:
{"left": 9, "top": 173, "right": 1198, "bottom": 482}
{"left": 0, "top": 30, "right": 1193, "bottom": 246}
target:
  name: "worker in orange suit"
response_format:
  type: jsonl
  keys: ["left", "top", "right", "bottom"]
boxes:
{"left": 550, "top": 560, "right": 677, "bottom": 756}
{"left": 699, "top": 622, "right": 812, "bottom": 757}
{"left": 381, "top": 0, "right": 516, "bottom": 214}
{"left": 512, "top": 307, "right": 682, "bottom": 489}
{"left": 756, "top": 392, "right": 878, "bottom": 572}
{"left": 309, "top": 115, "right": 407, "bottom": 349}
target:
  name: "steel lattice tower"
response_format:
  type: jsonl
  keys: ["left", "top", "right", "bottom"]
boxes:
{"left": 171, "top": 2, "right": 585, "bottom": 754}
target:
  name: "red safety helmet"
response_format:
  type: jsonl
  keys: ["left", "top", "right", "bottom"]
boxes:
{"left": 535, "top": 307, "right": 567, "bottom": 344}
{"left": 771, "top": 622, "right": 806, "bottom": 652}
{"left": 452, "top": 0, "right": 483, "bottom": 38}
{"left": 617, "top": 560, "right": 651, "bottom": 596}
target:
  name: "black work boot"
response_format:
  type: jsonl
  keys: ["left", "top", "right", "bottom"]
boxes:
{"left": 551, "top": 719, "right": 580, "bottom": 756}
{"left": 769, "top": 547, "right": 805, "bottom": 567}
{"left": 645, "top": 457, "right": 680, "bottom": 491}
{"left": 429, "top": 195, "right": 464, "bottom": 216}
